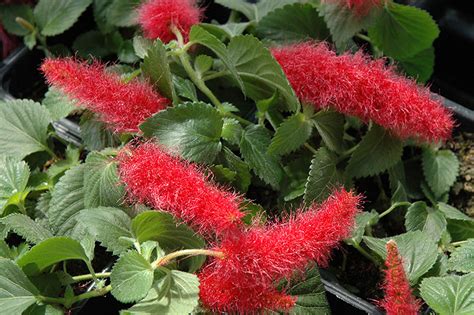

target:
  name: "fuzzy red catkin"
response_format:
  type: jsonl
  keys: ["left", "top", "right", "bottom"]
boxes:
{"left": 380, "top": 240, "right": 421, "bottom": 315}
{"left": 271, "top": 42, "right": 454, "bottom": 143}
{"left": 138, "top": 0, "right": 202, "bottom": 43}
{"left": 41, "top": 58, "right": 169, "bottom": 133}
{"left": 117, "top": 142, "right": 244, "bottom": 236}
{"left": 199, "top": 189, "right": 361, "bottom": 313}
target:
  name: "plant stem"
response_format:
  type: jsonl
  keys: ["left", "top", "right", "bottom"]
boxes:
{"left": 71, "top": 272, "right": 111, "bottom": 283}
{"left": 123, "top": 68, "right": 142, "bottom": 84}
{"left": 379, "top": 201, "right": 411, "bottom": 219}
{"left": 352, "top": 243, "right": 381, "bottom": 266}
{"left": 202, "top": 71, "right": 230, "bottom": 81}
{"left": 450, "top": 240, "right": 468, "bottom": 247}
{"left": 355, "top": 33, "right": 371, "bottom": 43}
{"left": 304, "top": 143, "right": 318, "bottom": 155}
{"left": 38, "top": 285, "right": 112, "bottom": 308}
{"left": 152, "top": 249, "right": 224, "bottom": 268}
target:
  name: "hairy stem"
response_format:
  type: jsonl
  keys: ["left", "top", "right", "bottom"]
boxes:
{"left": 379, "top": 202, "right": 411, "bottom": 219}
{"left": 71, "top": 272, "right": 111, "bottom": 283}
{"left": 152, "top": 249, "right": 224, "bottom": 268}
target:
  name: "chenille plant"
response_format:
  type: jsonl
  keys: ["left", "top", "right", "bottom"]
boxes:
{"left": 0, "top": 0, "right": 473, "bottom": 314}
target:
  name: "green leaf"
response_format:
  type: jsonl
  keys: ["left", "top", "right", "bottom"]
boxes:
{"left": 422, "top": 148, "right": 459, "bottom": 198}
{"left": 227, "top": 34, "right": 300, "bottom": 112}
{"left": 0, "top": 4, "right": 34, "bottom": 36}
{"left": 438, "top": 203, "right": 472, "bottom": 221}
{"left": 368, "top": 3, "right": 439, "bottom": 59}
{"left": 0, "top": 214, "right": 53, "bottom": 245}
{"left": 42, "top": 88, "right": 76, "bottom": 121}
{"left": 214, "top": 0, "right": 255, "bottom": 20}
{"left": 363, "top": 231, "right": 438, "bottom": 284}
{"left": 93, "top": 0, "right": 115, "bottom": 34}
{"left": 80, "top": 112, "right": 120, "bottom": 151}
{"left": 304, "top": 147, "right": 342, "bottom": 205}
{"left": 257, "top": 3, "right": 329, "bottom": 43}
{"left": 123, "top": 270, "right": 199, "bottom": 315}
{"left": 199, "top": 22, "right": 251, "bottom": 39}
{"left": 240, "top": 125, "right": 283, "bottom": 189}
{"left": 346, "top": 124, "right": 403, "bottom": 178}
{"left": 0, "top": 258, "right": 40, "bottom": 315}
{"left": 217, "top": 147, "right": 251, "bottom": 192}
{"left": 47, "top": 165, "right": 85, "bottom": 233}
{"left": 17, "top": 237, "right": 90, "bottom": 275}
{"left": 447, "top": 239, "right": 474, "bottom": 273}
{"left": 34, "top": 0, "right": 92, "bottom": 36}
{"left": 131, "top": 211, "right": 205, "bottom": 272}
{"left": 346, "top": 210, "right": 379, "bottom": 246}
{"left": 77, "top": 207, "right": 132, "bottom": 255}
{"left": 194, "top": 55, "right": 213, "bottom": 75}
{"left": 107, "top": 0, "right": 140, "bottom": 27}
{"left": 0, "top": 155, "right": 30, "bottom": 210}
{"left": 420, "top": 273, "right": 474, "bottom": 315}
{"left": 172, "top": 76, "right": 197, "bottom": 102}
{"left": 118, "top": 40, "right": 139, "bottom": 64}
{"left": 140, "top": 102, "right": 223, "bottom": 164}
{"left": 84, "top": 152, "right": 125, "bottom": 208}
{"left": 23, "top": 304, "right": 63, "bottom": 315}
{"left": 216, "top": 0, "right": 300, "bottom": 22}
{"left": 398, "top": 47, "right": 435, "bottom": 83}
{"left": 285, "top": 267, "right": 330, "bottom": 314}
{"left": 269, "top": 113, "right": 312, "bottom": 155}
{"left": 319, "top": 2, "right": 375, "bottom": 48}
{"left": 142, "top": 40, "right": 175, "bottom": 101}
{"left": 312, "top": 110, "right": 345, "bottom": 153}
{"left": 447, "top": 220, "right": 474, "bottom": 242}
{"left": 221, "top": 118, "right": 243, "bottom": 146}
{"left": 0, "top": 100, "right": 52, "bottom": 159}
{"left": 111, "top": 251, "right": 154, "bottom": 303}
{"left": 405, "top": 201, "right": 447, "bottom": 242}
{"left": 189, "top": 26, "right": 245, "bottom": 93}
{"left": 46, "top": 146, "right": 81, "bottom": 181}
{"left": 73, "top": 30, "right": 116, "bottom": 58}
{"left": 133, "top": 36, "right": 153, "bottom": 59}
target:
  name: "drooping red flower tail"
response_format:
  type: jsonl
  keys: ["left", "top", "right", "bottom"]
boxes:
{"left": 40, "top": 58, "right": 169, "bottom": 133}
{"left": 199, "top": 189, "right": 361, "bottom": 313}
{"left": 117, "top": 142, "right": 244, "bottom": 236}
{"left": 380, "top": 240, "right": 421, "bottom": 315}
{"left": 138, "top": 0, "right": 202, "bottom": 43}
{"left": 271, "top": 42, "right": 454, "bottom": 143}
{"left": 322, "top": 0, "right": 383, "bottom": 16}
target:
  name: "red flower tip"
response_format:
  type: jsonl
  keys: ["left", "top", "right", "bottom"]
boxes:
{"left": 271, "top": 42, "right": 454, "bottom": 143}
{"left": 40, "top": 58, "right": 169, "bottom": 133}
{"left": 380, "top": 240, "right": 421, "bottom": 315}
{"left": 117, "top": 142, "right": 244, "bottom": 236}
{"left": 323, "top": 0, "right": 383, "bottom": 16}
{"left": 198, "top": 189, "right": 361, "bottom": 313}
{"left": 138, "top": 0, "right": 202, "bottom": 43}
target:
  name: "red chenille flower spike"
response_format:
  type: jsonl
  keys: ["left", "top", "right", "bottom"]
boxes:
{"left": 380, "top": 240, "right": 421, "bottom": 315}
{"left": 199, "top": 189, "right": 361, "bottom": 313}
{"left": 271, "top": 42, "right": 454, "bottom": 143}
{"left": 41, "top": 58, "right": 169, "bottom": 133}
{"left": 138, "top": 0, "right": 202, "bottom": 43}
{"left": 117, "top": 142, "right": 244, "bottom": 236}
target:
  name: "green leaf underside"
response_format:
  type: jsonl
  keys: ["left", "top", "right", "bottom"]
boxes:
{"left": 140, "top": 102, "right": 223, "bottom": 164}
{"left": 420, "top": 273, "right": 474, "bottom": 315}
{"left": 405, "top": 201, "right": 447, "bottom": 242}
{"left": 364, "top": 231, "right": 438, "bottom": 284}
{"left": 122, "top": 270, "right": 199, "bottom": 315}
{"left": 368, "top": 2, "right": 439, "bottom": 59}
{"left": 142, "top": 40, "right": 175, "bottom": 101}
{"left": 447, "top": 239, "right": 474, "bottom": 273}
{"left": 111, "top": 251, "right": 154, "bottom": 303}
{"left": 304, "top": 147, "right": 342, "bottom": 205}
{"left": 346, "top": 124, "right": 403, "bottom": 178}
{"left": 0, "top": 100, "right": 51, "bottom": 159}
{"left": 240, "top": 125, "right": 284, "bottom": 189}
{"left": 268, "top": 113, "right": 312, "bottom": 155}
{"left": 422, "top": 148, "right": 459, "bottom": 198}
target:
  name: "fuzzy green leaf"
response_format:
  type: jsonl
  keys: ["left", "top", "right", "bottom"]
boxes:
{"left": 422, "top": 148, "right": 459, "bottom": 199}
{"left": 346, "top": 211, "right": 379, "bottom": 246}
{"left": 132, "top": 36, "right": 153, "bottom": 59}
{"left": 122, "top": 270, "right": 199, "bottom": 315}
{"left": 0, "top": 258, "right": 40, "bottom": 315}
{"left": 107, "top": 0, "right": 140, "bottom": 27}
{"left": 364, "top": 231, "right": 438, "bottom": 284}
{"left": 221, "top": 118, "right": 243, "bottom": 146}
{"left": 111, "top": 251, "right": 154, "bottom": 303}
{"left": 304, "top": 147, "right": 342, "bottom": 205}
{"left": 142, "top": 40, "right": 175, "bottom": 101}
{"left": 438, "top": 203, "right": 472, "bottom": 221}
{"left": 84, "top": 152, "right": 125, "bottom": 208}
{"left": 0, "top": 100, "right": 52, "bottom": 159}
{"left": 447, "top": 220, "right": 474, "bottom": 242}
{"left": 346, "top": 124, "right": 403, "bottom": 178}
{"left": 172, "top": 77, "right": 197, "bottom": 102}
{"left": 0, "top": 4, "right": 34, "bottom": 36}
{"left": 34, "top": 0, "right": 92, "bottom": 36}
{"left": 227, "top": 34, "right": 300, "bottom": 112}
{"left": 398, "top": 47, "right": 435, "bottom": 83}
{"left": 72, "top": 30, "right": 116, "bottom": 58}
{"left": 447, "top": 240, "right": 474, "bottom": 273}
{"left": 268, "top": 113, "right": 313, "bottom": 155}
{"left": 77, "top": 207, "right": 132, "bottom": 255}
{"left": 240, "top": 125, "right": 284, "bottom": 189}
{"left": 17, "top": 237, "right": 90, "bottom": 275}
{"left": 420, "top": 273, "right": 474, "bottom": 315}
{"left": 217, "top": 147, "right": 251, "bottom": 192}
{"left": 368, "top": 3, "right": 439, "bottom": 59}
{"left": 405, "top": 201, "right": 447, "bottom": 242}
{"left": 140, "top": 102, "right": 223, "bottom": 164}
{"left": 0, "top": 214, "right": 53, "bottom": 245}
{"left": 131, "top": 211, "right": 205, "bottom": 273}
{"left": 80, "top": 112, "right": 120, "bottom": 151}
{"left": 42, "top": 88, "right": 76, "bottom": 122}
{"left": 312, "top": 110, "right": 345, "bottom": 153}
{"left": 216, "top": 0, "right": 299, "bottom": 21}
{"left": 0, "top": 156, "right": 30, "bottom": 211}
{"left": 257, "top": 3, "right": 329, "bottom": 43}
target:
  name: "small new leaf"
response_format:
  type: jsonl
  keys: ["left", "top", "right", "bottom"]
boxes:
{"left": 268, "top": 113, "right": 312, "bottom": 155}
{"left": 405, "top": 201, "right": 447, "bottom": 242}
{"left": 447, "top": 240, "right": 474, "bottom": 273}
{"left": 422, "top": 148, "right": 459, "bottom": 199}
